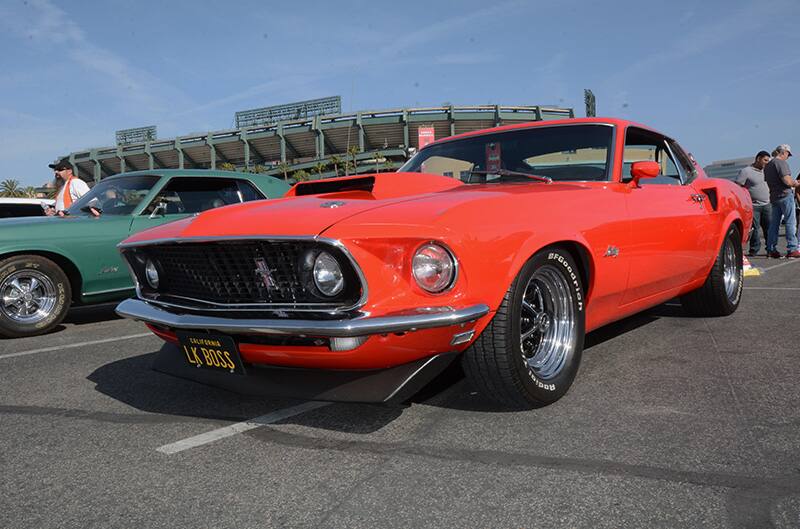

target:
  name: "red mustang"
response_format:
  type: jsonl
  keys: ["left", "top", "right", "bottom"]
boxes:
{"left": 116, "top": 118, "right": 752, "bottom": 408}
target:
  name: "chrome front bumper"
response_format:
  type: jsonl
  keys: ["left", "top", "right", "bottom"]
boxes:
{"left": 115, "top": 298, "right": 490, "bottom": 338}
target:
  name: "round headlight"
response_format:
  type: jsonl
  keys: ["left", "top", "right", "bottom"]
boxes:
{"left": 144, "top": 259, "right": 159, "bottom": 289}
{"left": 313, "top": 252, "right": 344, "bottom": 296}
{"left": 412, "top": 243, "right": 455, "bottom": 293}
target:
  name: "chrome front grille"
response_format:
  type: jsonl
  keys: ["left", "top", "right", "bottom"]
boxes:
{"left": 128, "top": 240, "right": 363, "bottom": 310}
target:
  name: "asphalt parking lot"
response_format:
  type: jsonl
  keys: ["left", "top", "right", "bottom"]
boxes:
{"left": 1, "top": 257, "right": 799, "bottom": 529}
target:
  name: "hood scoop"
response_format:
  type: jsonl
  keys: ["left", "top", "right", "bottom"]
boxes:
{"left": 294, "top": 176, "right": 375, "bottom": 196}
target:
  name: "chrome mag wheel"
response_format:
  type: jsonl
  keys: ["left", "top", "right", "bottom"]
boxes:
{"left": 0, "top": 270, "right": 58, "bottom": 324}
{"left": 722, "top": 235, "right": 740, "bottom": 303}
{"left": 519, "top": 265, "right": 576, "bottom": 380}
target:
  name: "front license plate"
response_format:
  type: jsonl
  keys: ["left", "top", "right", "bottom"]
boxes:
{"left": 176, "top": 332, "right": 246, "bottom": 375}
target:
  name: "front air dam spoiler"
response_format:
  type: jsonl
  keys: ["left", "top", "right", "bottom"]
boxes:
{"left": 151, "top": 343, "right": 459, "bottom": 404}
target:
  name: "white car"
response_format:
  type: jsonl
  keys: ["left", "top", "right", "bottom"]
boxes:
{"left": 0, "top": 198, "right": 55, "bottom": 219}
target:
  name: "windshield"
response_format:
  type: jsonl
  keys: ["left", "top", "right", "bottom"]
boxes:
{"left": 399, "top": 124, "right": 613, "bottom": 183}
{"left": 67, "top": 175, "right": 159, "bottom": 216}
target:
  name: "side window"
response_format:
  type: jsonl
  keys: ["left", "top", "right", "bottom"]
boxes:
{"left": 623, "top": 127, "right": 684, "bottom": 185}
{"left": 668, "top": 141, "right": 697, "bottom": 183}
{"left": 0, "top": 204, "right": 45, "bottom": 218}
{"left": 143, "top": 178, "right": 265, "bottom": 215}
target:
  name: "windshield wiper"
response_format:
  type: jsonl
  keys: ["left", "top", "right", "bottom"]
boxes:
{"left": 468, "top": 169, "right": 552, "bottom": 183}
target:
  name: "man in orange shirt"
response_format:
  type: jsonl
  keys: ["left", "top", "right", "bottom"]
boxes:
{"left": 46, "top": 159, "right": 89, "bottom": 216}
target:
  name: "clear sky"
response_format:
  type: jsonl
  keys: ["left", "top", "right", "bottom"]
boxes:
{"left": 1, "top": 0, "right": 798, "bottom": 186}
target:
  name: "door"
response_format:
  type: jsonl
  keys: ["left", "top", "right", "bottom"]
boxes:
{"left": 620, "top": 128, "right": 716, "bottom": 305}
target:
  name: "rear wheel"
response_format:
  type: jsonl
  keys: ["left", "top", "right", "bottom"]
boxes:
{"left": 681, "top": 224, "right": 743, "bottom": 316}
{"left": 463, "top": 247, "right": 585, "bottom": 408}
{"left": 0, "top": 255, "right": 72, "bottom": 338}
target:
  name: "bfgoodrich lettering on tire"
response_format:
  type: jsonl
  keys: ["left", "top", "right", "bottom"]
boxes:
{"left": 463, "top": 247, "right": 586, "bottom": 408}
{"left": 0, "top": 255, "right": 72, "bottom": 338}
{"left": 680, "top": 224, "right": 743, "bottom": 317}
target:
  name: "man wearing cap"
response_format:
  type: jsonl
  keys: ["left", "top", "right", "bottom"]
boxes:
{"left": 764, "top": 144, "right": 799, "bottom": 258}
{"left": 46, "top": 159, "right": 90, "bottom": 216}
{"left": 735, "top": 150, "right": 772, "bottom": 256}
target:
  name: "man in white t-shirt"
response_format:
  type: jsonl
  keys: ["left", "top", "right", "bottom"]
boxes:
{"left": 46, "top": 159, "right": 90, "bottom": 216}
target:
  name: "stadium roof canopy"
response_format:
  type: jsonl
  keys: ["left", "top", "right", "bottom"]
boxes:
{"left": 62, "top": 104, "right": 574, "bottom": 181}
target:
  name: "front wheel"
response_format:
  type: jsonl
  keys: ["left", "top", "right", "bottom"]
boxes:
{"left": 0, "top": 255, "right": 72, "bottom": 338}
{"left": 463, "top": 247, "right": 586, "bottom": 408}
{"left": 680, "top": 224, "right": 743, "bottom": 316}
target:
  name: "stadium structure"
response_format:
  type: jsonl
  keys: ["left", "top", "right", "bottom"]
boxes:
{"left": 703, "top": 157, "right": 751, "bottom": 181}
{"left": 60, "top": 104, "right": 575, "bottom": 183}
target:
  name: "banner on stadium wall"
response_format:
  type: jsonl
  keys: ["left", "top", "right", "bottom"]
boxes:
{"left": 418, "top": 127, "right": 435, "bottom": 148}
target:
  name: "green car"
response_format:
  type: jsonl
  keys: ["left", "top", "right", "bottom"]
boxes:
{"left": 0, "top": 169, "right": 290, "bottom": 338}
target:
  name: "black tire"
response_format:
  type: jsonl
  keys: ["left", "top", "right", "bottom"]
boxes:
{"left": 462, "top": 247, "right": 586, "bottom": 408}
{"left": 681, "top": 224, "right": 743, "bottom": 317}
{"left": 0, "top": 255, "right": 72, "bottom": 338}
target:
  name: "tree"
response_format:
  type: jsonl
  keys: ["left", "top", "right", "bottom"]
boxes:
{"left": 252, "top": 164, "right": 267, "bottom": 174}
{"left": 293, "top": 169, "right": 310, "bottom": 182}
{"left": 218, "top": 162, "right": 236, "bottom": 172}
{"left": 21, "top": 186, "right": 38, "bottom": 198}
{"left": 374, "top": 152, "right": 384, "bottom": 173}
{"left": 276, "top": 162, "right": 291, "bottom": 181}
{"left": 313, "top": 160, "right": 328, "bottom": 179}
{"left": 347, "top": 145, "right": 360, "bottom": 176}
{"left": 329, "top": 155, "right": 342, "bottom": 177}
{"left": 1, "top": 179, "right": 21, "bottom": 197}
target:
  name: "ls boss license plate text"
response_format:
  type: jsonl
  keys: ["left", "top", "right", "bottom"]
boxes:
{"left": 176, "top": 332, "right": 246, "bottom": 375}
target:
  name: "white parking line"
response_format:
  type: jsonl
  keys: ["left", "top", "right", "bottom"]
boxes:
{"left": 0, "top": 332, "right": 155, "bottom": 360}
{"left": 761, "top": 259, "right": 800, "bottom": 272}
{"left": 156, "top": 401, "right": 331, "bottom": 455}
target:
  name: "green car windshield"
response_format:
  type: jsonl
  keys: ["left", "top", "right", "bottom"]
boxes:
{"left": 67, "top": 175, "right": 159, "bottom": 216}
{"left": 399, "top": 124, "right": 613, "bottom": 183}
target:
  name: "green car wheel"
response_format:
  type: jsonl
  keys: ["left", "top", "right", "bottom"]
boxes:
{"left": 0, "top": 255, "right": 72, "bottom": 338}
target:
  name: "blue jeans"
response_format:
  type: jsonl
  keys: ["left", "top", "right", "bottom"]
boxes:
{"left": 767, "top": 194, "right": 798, "bottom": 253}
{"left": 749, "top": 203, "right": 772, "bottom": 254}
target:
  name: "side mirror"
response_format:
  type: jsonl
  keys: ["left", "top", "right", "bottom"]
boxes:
{"left": 80, "top": 197, "right": 103, "bottom": 215}
{"left": 149, "top": 201, "right": 167, "bottom": 219}
{"left": 629, "top": 161, "right": 660, "bottom": 187}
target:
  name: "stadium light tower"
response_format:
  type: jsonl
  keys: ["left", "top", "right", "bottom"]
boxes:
{"left": 584, "top": 89, "right": 596, "bottom": 117}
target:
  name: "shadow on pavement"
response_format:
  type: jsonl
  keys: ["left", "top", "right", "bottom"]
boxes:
{"left": 64, "top": 302, "right": 122, "bottom": 325}
{"left": 86, "top": 346, "right": 402, "bottom": 433}
{"left": 87, "top": 300, "right": 680, "bottom": 424}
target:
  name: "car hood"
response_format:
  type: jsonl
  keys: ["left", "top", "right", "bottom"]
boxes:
{"left": 0, "top": 215, "right": 107, "bottom": 243}
{"left": 122, "top": 172, "right": 590, "bottom": 243}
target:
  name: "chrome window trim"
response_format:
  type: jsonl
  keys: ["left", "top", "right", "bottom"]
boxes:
{"left": 121, "top": 236, "right": 369, "bottom": 314}
{"left": 662, "top": 140, "right": 686, "bottom": 185}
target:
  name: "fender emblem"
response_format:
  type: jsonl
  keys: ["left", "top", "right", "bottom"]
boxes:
{"left": 254, "top": 258, "right": 277, "bottom": 290}
{"left": 320, "top": 201, "right": 345, "bottom": 208}
{"left": 604, "top": 246, "right": 619, "bottom": 258}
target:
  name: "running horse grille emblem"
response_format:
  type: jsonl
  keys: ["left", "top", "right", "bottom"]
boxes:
{"left": 254, "top": 258, "right": 278, "bottom": 290}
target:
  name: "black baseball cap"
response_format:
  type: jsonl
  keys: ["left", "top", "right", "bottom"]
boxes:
{"left": 48, "top": 159, "right": 71, "bottom": 170}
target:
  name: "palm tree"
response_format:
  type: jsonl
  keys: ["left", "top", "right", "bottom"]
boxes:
{"left": 374, "top": 152, "right": 384, "bottom": 173}
{"left": 347, "top": 145, "right": 359, "bottom": 176}
{"left": 21, "top": 186, "right": 38, "bottom": 198}
{"left": 293, "top": 169, "right": 310, "bottom": 182}
{"left": 1, "top": 179, "right": 21, "bottom": 197}
{"left": 329, "top": 155, "right": 342, "bottom": 177}
{"left": 277, "top": 162, "right": 291, "bottom": 181}
{"left": 313, "top": 160, "right": 328, "bottom": 179}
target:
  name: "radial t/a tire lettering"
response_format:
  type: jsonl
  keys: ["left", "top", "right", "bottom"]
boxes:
{"left": 462, "top": 247, "right": 586, "bottom": 409}
{"left": 680, "top": 224, "right": 743, "bottom": 317}
{"left": 0, "top": 255, "right": 72, "bottom": 338}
